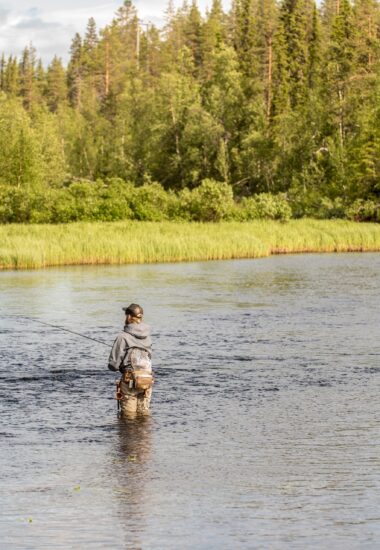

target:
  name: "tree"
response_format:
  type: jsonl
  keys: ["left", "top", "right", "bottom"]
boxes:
{"left": 67, "top": 33, "right": 84, "bottom": 108}
{"left": 183, "top": 1, "right": 203, "bottom": 70}
{"left": 46, "top": 57, "right": 68, "bottom": 112}
{"left": 19, "top": 45, "right": 40, "bottom": 110}
{"left": 0, "top": 97, "right": 42, "bottom": 188}
{"left": 324, "top": 0, "right": 355, "bottom": 147}
{"left": 253, "top": 0, "right": 279, "bottom": 116}
{"left": 3, "top": 57, "right": 20, "bottom": 97}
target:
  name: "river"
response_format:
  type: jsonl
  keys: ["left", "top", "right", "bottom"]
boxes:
{"left": 0, "top": 253, "right": 379, "bottom": 549}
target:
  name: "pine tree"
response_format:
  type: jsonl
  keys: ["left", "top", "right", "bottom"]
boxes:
{"left": 200, "top": 0, "right": 227, "bottom": 81}
{"left": 325, "top": 0, "right": 355, "bottom": 146}
{"left": 253, "top": 0, "right": 279, "bottom": 116}
{"left": 83, "top": 18, "right": 99, "bottom": 75}
{"left": 183, "top": 1, "right": 203, "bottom": 71}
{"left": 3, "top": 56, "right": 20, "bottom": 97}
{"left": 46, "top": 56, "right": 68, "bottom": 111}
{"left": 233, "top": 0, "right": 257, "bottom": 78}
{"left": 19, "top": 45, "right": 39, "bottom": 110}
{"left": 307, "top": 3, "right": 322, "bottom": 90}
{"left": 0, "top": 55, "right": 5, "bottom": 91}
{"left": 35, "top": 59, "right": 46, "bottom": 102}
{"left": 279, "top": 0, "right": 310, "bottom": 107}
{"left": 67, "top": 33, "right": 84, "bottom": 108}
{"left": 352, "top": 0, "right": 380, "bottom": 74}
{"left": 271, "top": 21, "right": 291, "bottom": 117}
{"left": 114, "top": 0, "right": 139, "bottom": 69}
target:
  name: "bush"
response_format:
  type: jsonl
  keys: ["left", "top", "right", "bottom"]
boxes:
{"left": 288, "top": 189, "right": 348, "bottom": 219}
{"left": 128, "top": 182, "right": 177, "bottom": 221}
{"left": 50, "top": 179, "right": 134, "bottom": 222}
{"left": 0, "top": 186, "right": 32, "bottom": 223}
{"left": 240, "top": 193, "right": 292, "bottom": 221}
{"left": 345, "top": 199, "right": 380, "bottom": 222}
{"left": 15, "top": 178, "right": 380, "bottom": 225}
{"left": 179, "top": 179, "right": 236, "bottom": 221}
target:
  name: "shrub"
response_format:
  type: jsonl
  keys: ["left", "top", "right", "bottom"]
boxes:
{"left": 0, "top": 186, "right": 31, "bottom": 223}
{"left": 345, "top": 199, "right": 380, "bottom": 222}
{"left": 315, "top": 197, "right": 346, "bottom": 219}
{"left": 129, "top": 182, "right": 176, "bottom": 221}
{"left": 240, "top": 193, "right": 292, "bottom": 221}
{"left": 180, "top": 179, "right": 235, "bottom": 222}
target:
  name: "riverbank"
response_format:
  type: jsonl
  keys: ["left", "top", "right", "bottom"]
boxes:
{"left": 1, "top": 219, "right": 380, "bottom": 270}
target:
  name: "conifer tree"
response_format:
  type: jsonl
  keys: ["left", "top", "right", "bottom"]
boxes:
{"left": 83, "top": 18, "right": 100, "bottom": 76}
{"left": 278, "top": 0, "right": 310, "bottom": 107}
{"left": 352, "top": 0, "right": 380, "bottom": 74}
{"left": 46, "top": 57, "right": 68, "bottom": 111}
{"left": 19, "top": 45, "right": 39, "bottom": 110}
{"left": 183, "top": 1, "right": 203, "bottom": 70}
{"left": 200, "top": 0, "right": 227, "bottom": 81}
{"left": 325, "top": 0, "right": 355, "bottom": 146}
{"left": 307, "top": 3, "right": 322, "bottom": 91}
{"left": 3, "top": 57, "right": 20, "bottom": 97}
{"left": 67, "top": 33, "right": 84, "bottom": 108}
{"left": 0, "top": 55, "right": 5, "bottom": 91}
{"left": 253, "top": 0, "right": 279, "bottom": 116}
{"left": 233, "top": 0, "right": 257, "bottom": 78}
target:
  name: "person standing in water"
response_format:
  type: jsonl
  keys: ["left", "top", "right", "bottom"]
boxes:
{"left": 108, "top": 303, "right": 153, "bottom": 415}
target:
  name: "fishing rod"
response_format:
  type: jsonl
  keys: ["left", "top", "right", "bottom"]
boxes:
{"left": 3, "top": 315, "right": 112, "bottom": 348}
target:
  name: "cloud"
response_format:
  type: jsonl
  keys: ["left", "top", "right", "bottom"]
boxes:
{"left": 0, "top": 1, "right": 232, "bottom": 64}
{"left": 0, "top": 8, "right": 10, "bottom": 25}
{"left": 0, "top": 15, "right": 76, "bottom": 63}
{"left": 14, "top": 16, "right": 61, "bottom": 31}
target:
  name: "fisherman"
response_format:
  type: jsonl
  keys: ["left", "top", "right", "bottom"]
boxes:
{"left": 108, "top": 303, "right": 153, "bottom": 415}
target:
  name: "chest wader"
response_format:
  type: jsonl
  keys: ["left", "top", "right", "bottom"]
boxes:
{"left": 115, "top": 348, "right": 154, "bottom": 412}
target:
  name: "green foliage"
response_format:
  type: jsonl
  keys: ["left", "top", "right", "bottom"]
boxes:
{"left": 346, "top": 199, "right": 380, "bottom": 222}
{"left": 240, "top": 193, "right": 292, "bottom": 221}
{"left": 129, "top": 182, "right": 175, "bottom": 221}
{"left": 0, "top": 1, "right": 380, "bottom": 223}
{"left": 179, "top": 179, "right": 235, "bottom": 221}
{"left": 0, "top": 97, "right": 42, "bottom": 188}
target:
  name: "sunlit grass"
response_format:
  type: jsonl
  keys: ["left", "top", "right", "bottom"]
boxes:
{"left": 0, "top": 219, "right": 380, "bottom": 270}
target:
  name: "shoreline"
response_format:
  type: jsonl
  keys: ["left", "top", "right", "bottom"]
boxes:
{"left": 1, "top": 219, "right": 380, "bottom": 270}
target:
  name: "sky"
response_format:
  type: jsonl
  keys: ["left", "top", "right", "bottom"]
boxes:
{"left": 0, "top": 0, "right": 231, "bottom": 64}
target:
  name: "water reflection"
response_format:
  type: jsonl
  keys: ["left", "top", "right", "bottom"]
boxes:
{"left": 112, "top": 416, "right": 153, "bottom": 549}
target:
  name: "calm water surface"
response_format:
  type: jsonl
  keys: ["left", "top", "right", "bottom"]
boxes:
{"left": 0, "top": 254, "right": 379, "bottom": 549}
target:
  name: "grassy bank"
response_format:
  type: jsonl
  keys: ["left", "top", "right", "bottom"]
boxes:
{"left": 1, "top": 220, "right": 380, "bottom": 270}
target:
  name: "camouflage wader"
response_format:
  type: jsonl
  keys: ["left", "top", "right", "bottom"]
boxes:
{"left": 119, "top": 378, "right": 152, "bottom": 415}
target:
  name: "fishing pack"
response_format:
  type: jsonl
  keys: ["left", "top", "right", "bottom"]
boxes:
{"left": 122, "top": 347, "right": 154, "bottom": 392}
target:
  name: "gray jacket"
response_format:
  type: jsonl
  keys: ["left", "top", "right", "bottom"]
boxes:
{"left": 108, "top": 322, "right": 152, "bottom": 371}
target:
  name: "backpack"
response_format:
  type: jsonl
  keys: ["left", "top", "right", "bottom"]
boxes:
{"left": 129, "top": 348, "right": 152, "bottom": 371}
{"left": 123, "top": 347, "right": 153, "bottom": 391}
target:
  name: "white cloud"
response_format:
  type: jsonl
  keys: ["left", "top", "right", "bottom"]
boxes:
{"left": 0, "top": 1, "right": 231, "bottom": 64}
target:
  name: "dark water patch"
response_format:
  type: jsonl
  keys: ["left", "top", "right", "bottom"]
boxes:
{"left": 364, "top": 367, "right": 380, "bottom": 374}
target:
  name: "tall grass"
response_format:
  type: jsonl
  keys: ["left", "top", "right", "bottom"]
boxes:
{"left": 1, "top": 220, "right": 380, "bottom": 270}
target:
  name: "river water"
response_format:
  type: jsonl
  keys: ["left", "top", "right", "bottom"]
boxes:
{"left": 0, "top": 253, "right": 379, "bottom": 549}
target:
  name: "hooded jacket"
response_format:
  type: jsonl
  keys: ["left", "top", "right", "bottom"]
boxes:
{"left": 108, "top": 322, "right": 152, "bottom": 371}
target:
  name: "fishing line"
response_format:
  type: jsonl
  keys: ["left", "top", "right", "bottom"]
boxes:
{"left": 2, "top": 315, "right": 112, "bottom": 348}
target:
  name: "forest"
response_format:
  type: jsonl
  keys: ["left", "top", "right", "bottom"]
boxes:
{"left": 1, "top": 0, "right": 380, "bottom": 223}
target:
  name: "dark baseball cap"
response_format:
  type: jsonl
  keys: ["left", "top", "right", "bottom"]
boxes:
{"left": 122, "top": 303, "right": 144, "bottom": 318}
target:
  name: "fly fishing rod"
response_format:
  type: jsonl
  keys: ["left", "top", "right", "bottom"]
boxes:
{"left": 3, "top": 315, "right": 112, "bottom": 348}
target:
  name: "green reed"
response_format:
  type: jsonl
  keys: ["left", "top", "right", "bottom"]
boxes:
{"left": 1, "top": 220, "right": 380, "bottom": 270}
